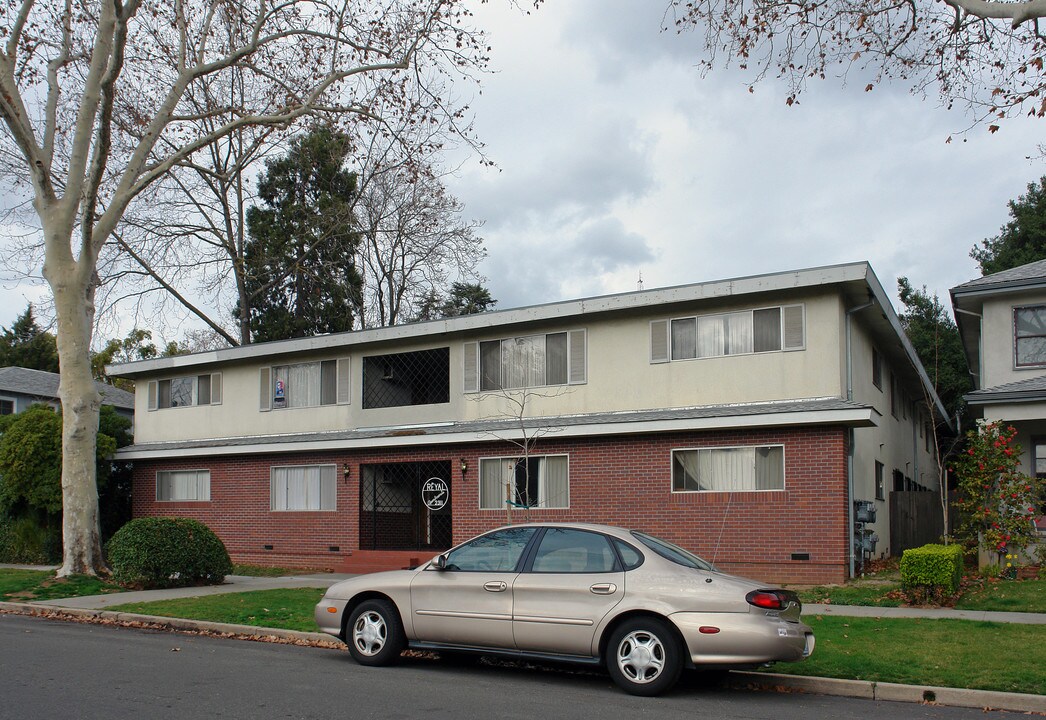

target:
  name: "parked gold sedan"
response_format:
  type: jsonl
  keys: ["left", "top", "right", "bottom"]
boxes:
{"left": 315, "top": 523, "right": 814, "bottom": 696}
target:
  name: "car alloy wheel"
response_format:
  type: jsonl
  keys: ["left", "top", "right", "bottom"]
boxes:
{"left": 606, "top": 618, "right": 682, "bottom": 696}
{"left": 345, "top": 599, "right": 406, "bottom": 666}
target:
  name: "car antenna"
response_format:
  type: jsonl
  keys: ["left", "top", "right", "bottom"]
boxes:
{"left": 710, "top": 491, "right": 734, "bottom": 568}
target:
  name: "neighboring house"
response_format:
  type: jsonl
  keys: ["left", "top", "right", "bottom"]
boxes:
{"left": 951, "top": 259, "right": 1046, "bottom": 540}
{"left": 0, "top": 366, "right": 135, "bottom": 420}
{"left": 109, "top": 262, "right": 945, "bottom": 584}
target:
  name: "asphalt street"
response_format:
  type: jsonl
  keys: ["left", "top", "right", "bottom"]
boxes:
{"left": 0, "top": 613, "right": 1018, "bottom": 720}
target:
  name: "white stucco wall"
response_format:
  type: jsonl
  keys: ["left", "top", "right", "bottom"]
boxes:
{"left": 131, "top": 290, "right": 847, "bottom": 444}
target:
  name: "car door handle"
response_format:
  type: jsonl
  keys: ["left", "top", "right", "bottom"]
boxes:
{"left": 590, "top": 583, "right": 617, "bottom": 595}
{"left": 484, "top": 581, "right": 508, "bottom": 592}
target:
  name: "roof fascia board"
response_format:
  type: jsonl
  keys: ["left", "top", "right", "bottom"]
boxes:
{"left": 950, "top": 278, "right": 1046, "bottom": 299}
{"left": 863, "top": 266, "right": 952, "bottom": 427}
{"left": 107, "top": 262, "right": 872, "bottom": 378}
{"left": 966, "top": 392, "right": 1046, "bottom": 405}
{"left": 114, "top": 407, "right": 877, "bottom": 460}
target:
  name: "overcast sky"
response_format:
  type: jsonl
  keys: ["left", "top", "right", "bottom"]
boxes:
{"left": 1, "top": 0, "right": 1044, "bottom": 338}
{"left": 447, "top": 0, "right": 1045, "bottom": 313}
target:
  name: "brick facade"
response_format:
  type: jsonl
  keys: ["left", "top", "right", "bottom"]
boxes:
{"left": 131, "top": 425, "right": 849, "bottom": 584}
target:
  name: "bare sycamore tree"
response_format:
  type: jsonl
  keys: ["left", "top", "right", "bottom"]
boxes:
{"left": 93, "top": 114, "right": 482, "bottom": 343}
{"left": 669, "top": 0, "right": 1046, "bottom": 127}
{"left": 0, "top": 0, "right": 491, "bottom": 575}
{"left": 472, "top": 385, "right": 569, "bottom": 523}
{"left": 353, "top": 146, "right": 485, "bottom": 328}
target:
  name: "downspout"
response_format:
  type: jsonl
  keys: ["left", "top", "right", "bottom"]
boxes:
{"left": 846, "top": 299, "right": 875, "bottom": 579}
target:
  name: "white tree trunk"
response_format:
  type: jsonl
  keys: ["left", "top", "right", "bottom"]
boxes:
{"left": 45, "top": 239, "right": 106, "bottom": 577}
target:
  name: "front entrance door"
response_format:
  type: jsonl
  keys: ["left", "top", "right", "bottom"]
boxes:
{"left": 359, "top": 461, "right": 452, "bottom": 551}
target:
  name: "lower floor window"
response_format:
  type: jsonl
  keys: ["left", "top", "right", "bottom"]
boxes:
{"left": 156, "top": 469, "right": 211, "bottom": 501}
{"left": 479, "top": 455, "right": 569, "bottom": 510}
{"left": 271, "top": 464, "right": 337, "bottom": 511}
{"left": 672, "top": 445, "right": 784, "bottom": 492}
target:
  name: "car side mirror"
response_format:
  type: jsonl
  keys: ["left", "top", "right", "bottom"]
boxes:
{"left": 431, "top": 554, "right": 448, "bottom": 570}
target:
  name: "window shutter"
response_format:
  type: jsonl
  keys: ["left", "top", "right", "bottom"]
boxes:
{"left": 568, "top": 329, "right": 587, "bottom": 384}
{"left": 147, "top": 380, "right": 158, "bottom": 411}
{"left": 783, "top": 305, "right": 805, "bottom": 350}
{"left": 259, "top": 367, "right": 271, "bottom": 411}
{"left": 650, "top": 320, "right": 670, "bottom": 363}
{"left": 463, "top": 342, "right": 479, "bottom": 393}
{"left": 210, "top": 373, "right": 222, "bottom": 405}
{"left": 336, "top": 358, "right": 351, "bottom": 404}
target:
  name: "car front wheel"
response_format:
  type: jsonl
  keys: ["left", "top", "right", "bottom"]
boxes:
{"left": 606, "top": 618, "right": 683, "bottom": 696}
{"left": 346, "top": 599, "right": 406, "bottom": 666}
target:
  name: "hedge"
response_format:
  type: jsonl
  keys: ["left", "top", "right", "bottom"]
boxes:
{"left": 106, "top": 517, "right": 232, "bottom": 589}
{"left": 900, "top": 543, "right": 964, "bottom": 595}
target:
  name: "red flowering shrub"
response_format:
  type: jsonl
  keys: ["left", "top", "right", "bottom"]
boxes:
{"left": 951, "top": 422, "right": 1042, "bottom": 566}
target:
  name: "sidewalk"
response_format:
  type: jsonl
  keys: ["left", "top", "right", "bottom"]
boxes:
{"left": 803, "top": 602, "right": 1046, "bottom": 625}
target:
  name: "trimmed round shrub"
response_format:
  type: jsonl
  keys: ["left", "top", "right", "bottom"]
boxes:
{"left": 106, "top": 517, "right": 232, "bottom": 589}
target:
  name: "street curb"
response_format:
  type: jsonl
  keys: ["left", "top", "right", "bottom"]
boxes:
{"left": 729, "top": 671, "right": 1046, "bottom": 714}
{"left": 0, "top": 601, "right": 334, "bottom": 644}
{"left": 2, "top": 600, "right": 1043, "bottom": 713}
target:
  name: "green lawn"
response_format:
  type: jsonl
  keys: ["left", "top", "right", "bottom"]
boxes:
{"left": 796, "top": 577, "right": 1046, "bottom": 613}
{"left": 108, "top": 587, "right": 327, "bottom": 632}
{"left": 954, "top": 578, "right": 1046, "bottom": 613}
{"left": 0, "top": 568, "right": 123, "bottom": 601}
{"left": 778, "top": 615, "right": 1045, "bottom": 695}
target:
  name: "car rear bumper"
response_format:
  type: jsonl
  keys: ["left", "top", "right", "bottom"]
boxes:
{"left": 669, "top": 611, "right": 814, "bottom": 666}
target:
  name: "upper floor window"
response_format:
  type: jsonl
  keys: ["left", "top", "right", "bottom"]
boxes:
{"left": 650, "top": 304, "right": 804, "bottom": 363}
{"left": 148, "top": 373, "right": 222, "bottom": 410}
{"left": 259, "top": 359, "right": 349, "bottom": 411}
{"left": 363, "top": 348, "right": 449, "bottom": 409}
{"left": 463, "top": 330, "right": 587, "bottom": 393}
{"left": 872, "top": 348, "right": 883, "bottom": 390}
{"left": 0, "top": 397, "right": 14, "bottom": 415}
{"left": 1014, "top": 305, "right": 1046, "bottom": 367}
{"left": 671, "top": 445, "right": 784, "bottom": 492}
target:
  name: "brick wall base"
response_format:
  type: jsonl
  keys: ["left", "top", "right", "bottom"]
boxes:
{"left": 131, "top": 426, "right": 850, "bottom": 584}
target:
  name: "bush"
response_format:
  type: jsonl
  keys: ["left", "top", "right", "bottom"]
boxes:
{"left": 106, "top": 517, "right": 232, "bottom": 589}
{"left": 900, "top": 543, "right": 965, "bottom": 603}
{"left": 0, "top": 515, "right": 61, "bottom": 564}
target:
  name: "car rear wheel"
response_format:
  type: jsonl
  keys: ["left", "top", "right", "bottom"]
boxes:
{"left": 606, "top": 618, "right": 683, "bottom": 696}
{"left": 346, "top": 599, "right": 406, "bottom": 666}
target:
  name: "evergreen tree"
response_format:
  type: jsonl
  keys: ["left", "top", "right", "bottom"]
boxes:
{"left": 240, "top": 127, "right": 363, "bottom": 342}
{"left": 971, "top": 178, "right": 1046, "bottom": 276}
{"left": 412, "top": 282, "right": 496, "bottom": 321}
{"left": 897, "top": 277, "right": 972, "bottom": 423}
{"left": 0, "top": 305, "right": 59, "bottom": 372}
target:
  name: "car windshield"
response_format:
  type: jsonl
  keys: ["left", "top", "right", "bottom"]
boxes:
{"left": 632, "top": 531, "right": 717, "bottom": 571}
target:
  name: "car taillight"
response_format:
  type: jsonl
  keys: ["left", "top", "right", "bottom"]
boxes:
{"left": 746, "top": 590, "right": 783, "bottom": 610}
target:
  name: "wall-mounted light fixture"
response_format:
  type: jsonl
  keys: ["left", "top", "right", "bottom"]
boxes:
{"left": 460, "top": 458, "right": 468, "bottom": 479}
{"left": 343, "top": 465, "right": 352, "bottom": 483}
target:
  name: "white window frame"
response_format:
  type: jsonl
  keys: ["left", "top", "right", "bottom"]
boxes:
{"left": 0, "top": 396, "right": 15, "bottom": 415}
{"left": 261, "top": 359, "right": 349, "bottom": 412}
{"left": 670, "top": 444, "right": 786, "bottom": 494}
{"left": 463, "top": 329, "right": 586, "bottom": 393}
{"left": 652, "top": 304, "right": 805, "bottom": 364}
{"left": 148, "top": 373, "right": 223, "bottom": 411}
{"left": 270, "top": 464, "right": 338, "bottom": 512}
{"left": 1014, "top": 304, "right": 1046, "bottom": 368}
{"left": 478, "top": 454, "right": 570, "bottom": 510}
{"left": 156, "top": 469, "right": 211, "bottom": 502}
